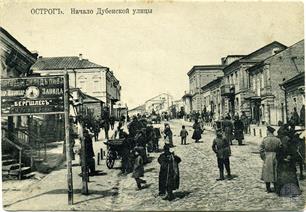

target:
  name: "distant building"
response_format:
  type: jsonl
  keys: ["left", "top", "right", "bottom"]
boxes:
{"left": 221, "top": 41, "right": 287, "bottom": 118}
{"left": 246, "top": 40, "right": 304, "bottom": 125}
{"left": 182, "top": 91, "right": 192, "bottom": 115}
{"left": 31, "top": 54, "right": 121, "bottom": 115}
{"left": 187, "top": 65, "right": 224, "bottom": 112}
{"left": 144, "top": 93, "right": 173, "bottom": 114}
{"left": 128, "top": 105, "right": 146, "bottom": 117}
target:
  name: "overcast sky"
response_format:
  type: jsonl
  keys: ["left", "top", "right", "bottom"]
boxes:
{"left": 1, "top": 1, "right": 304, "bottom": 109}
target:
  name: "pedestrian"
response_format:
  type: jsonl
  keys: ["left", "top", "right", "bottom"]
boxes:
{"left": 163, "top": 123, "right": 173, "bottom": 147}
{"left": 212, "top": 129, "right": 232, "bottom": 181}
{"left": 158, "top": 144, "right": 181, "bottom": 201}
{"left": 240, "top": 111, "right": 249, "bottom": 134}
{"left": 290, "top": 107, "right": 300, "bottom": 126}
{"left": 192, "top": 119, "right": 202, "bottom": 143}
{"left": 103, "top": 120, "right": 110, "bottom": 140}
{"left": 132, "top": 147, "right": 146, "bottom": 190}
{"left": 277, "top": 127, "right": 301, "bottom": 196}
{"left": 233, "top": 115, "right": 244, "bottom": 145}
{"left": 109, "top": 116, "right": 115, "bottom": 130}
{"left": 222, "top": 116, "right": 233, "bottom": 145}
{"left": 83, "top": 129, "right": 96, "bottom": 176}
{"left": 259, "top": 126, "right": 282, "bottom": 193}
{"left": 180, "top": 125, "right": 188, "bottom": 145}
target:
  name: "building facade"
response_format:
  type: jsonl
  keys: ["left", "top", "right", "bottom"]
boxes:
{"left": 247, "top": 40, "right": 304, "bottom": 125}
{"left": 201, "top": 77, "right": 223, "bottom": 120}
{"left": 31, "top": 55, "right": 121, "bottom": 115}
{"left": 187, "top": 65, "right": 224, "bottom": 112}
{"left": 182, "top": 92, "right": 192, "bottom": 115}
{"left": 144, "top": 93, "right": 173, "bottom": 114}
{"left": 280, "top": 72, "right": 305, "bottom": 126}
{"left": 221, "top": 41, "right": 287, "bottom": 119}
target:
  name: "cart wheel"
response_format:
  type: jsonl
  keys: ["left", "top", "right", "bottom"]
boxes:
{"left": 106, "top": 151, "right": 115, "bottom": 169}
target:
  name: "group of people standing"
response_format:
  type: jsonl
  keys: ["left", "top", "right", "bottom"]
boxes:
{"left": 260, "top": 124, "right": 303, "bottom": 196}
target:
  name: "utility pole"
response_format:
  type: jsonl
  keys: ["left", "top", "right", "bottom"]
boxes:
{"left": 64, "top": 70, "right": 73, "bottom": 205}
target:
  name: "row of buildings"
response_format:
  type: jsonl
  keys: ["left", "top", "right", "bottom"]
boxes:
{"left": 182, "top": 40, "right": 304, "bottom": 126}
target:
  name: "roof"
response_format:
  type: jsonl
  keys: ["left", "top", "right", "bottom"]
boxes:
{"left": 129, "top": 104, "right": 145, "bottom": 112}
{"left": 31, "top": 57, "right": 106, "bottom": 70}
{"left": 201, "top": 77, "right": 223, "bottom": 91}
{"left": 0, "top": 27, "right": 37, "bottom": 59}
{"left": 144, "top": 93, "right": 172, "bottom": 104}
{"left": 280, "top": 72, "right": 305, "bottom": 88}
{"left": 70, "top": 88, "right": 104, "bottom": 103}
{"left": 247, "top": 39, "right": 304, "bottom": 74}
{"left": 187, "top": 65, "right": 225, "bottom": 76}
{"left": 223, "top": 41, "right": 287, "bottom": 72}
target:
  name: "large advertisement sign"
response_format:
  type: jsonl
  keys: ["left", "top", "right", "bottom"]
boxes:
{"left": 1, "top": 76, "right": 65, "bottom": 116}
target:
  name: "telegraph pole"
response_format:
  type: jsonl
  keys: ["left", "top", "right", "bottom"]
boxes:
{"left": 64, "top": 70, "right": 73, "bottom": 205}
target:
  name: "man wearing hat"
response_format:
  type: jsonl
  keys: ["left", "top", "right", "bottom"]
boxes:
{"left": 212, "top": 129, "right": 232, "bottom": 180}
{"left": 158, "top": 144, "right": 181, "bottom": 200}
{"left": 259, "top": 126, "right": 282, "bottom": 193}
{"left": 132, "top": 147, "right": 146, "bottom": 190}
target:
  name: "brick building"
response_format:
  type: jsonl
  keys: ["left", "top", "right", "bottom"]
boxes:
{"left": 187, "top": 65, "right": 224, "bottom": 112}
{"left": 247, "top": 40, "right": 304, "bottom": 125}
{"left": 221, "top": 41, "right": 287, "bottom": 118}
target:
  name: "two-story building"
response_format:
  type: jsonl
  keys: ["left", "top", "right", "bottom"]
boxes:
{"left": 31, "top": 54, "right": 121, "bottom": 115}
{"left": 187, "top": 65, "right": 224, "bottom": 112}
{"left": 247, "top": 40, "right": 304, "bottom": 125}
{"left": 220, "top": 41, "right": 287, "bottom": 118}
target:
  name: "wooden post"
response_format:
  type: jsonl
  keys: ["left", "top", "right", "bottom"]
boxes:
{"left": 97, "top": 153, "right": 100, "bottom": 165}
{"left": 100, "top": 148, "right": 103, "bottom": 160}
{"left": 64, "top": 71, "right": 73, "bottom": 205}
{"left": 18, "top": 150, "right": 22, "bottom": 180}
{"left": 79, "top": 123, "right": 88, "bottom": 194}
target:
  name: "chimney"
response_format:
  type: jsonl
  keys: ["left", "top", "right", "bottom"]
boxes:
{"left": 79, "top": 53, "right": 83, "bottom": 60}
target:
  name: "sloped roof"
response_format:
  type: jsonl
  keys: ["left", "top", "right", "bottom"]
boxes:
{"left": 129, "top": 104, "right": 145, "bottom": 112}
{"left": 31, "top": 57, "right": 106, "bottom": 70}
{"left": 223, "top": 41, "right": 287, "bottom": 72}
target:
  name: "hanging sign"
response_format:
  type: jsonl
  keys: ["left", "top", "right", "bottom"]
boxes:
{"left": 1, "top": 76, "right": 65, "bottom": 116}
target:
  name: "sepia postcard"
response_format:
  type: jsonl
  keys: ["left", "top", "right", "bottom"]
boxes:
{"left": 0, "top": 0, "right": 305, "bottom": 211}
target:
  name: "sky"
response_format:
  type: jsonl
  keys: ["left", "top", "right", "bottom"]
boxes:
{"left": 0, "top": 1, "right": 304, "bottom": 109}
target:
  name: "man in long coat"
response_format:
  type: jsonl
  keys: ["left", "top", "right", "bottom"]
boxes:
{"left": 234, "top": 115, "right": 244, "bottom": 145}
{"left": 84, "top": 129, "right": 95, "bottom": 175}
{"left": 132, "top": 148, "right": 146, "bottom": 190}
{"left": 158, "top": 145, "right": 181, "bottom": 201}
{"left": 212, "top": 130, "right": 232, "bottom": 180}
{"left": 259, "top": 126, "right": 282, "bottom": 193}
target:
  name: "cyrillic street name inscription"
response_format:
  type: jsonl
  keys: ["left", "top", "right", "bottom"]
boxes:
{"left": 1, "top": 76, "right": 65, "bottom": 115}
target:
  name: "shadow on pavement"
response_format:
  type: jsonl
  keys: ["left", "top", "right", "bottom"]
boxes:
{"left": 174, "top": 190, "right": 192, "bottom": 199}
{"left": 4, "top": 188, "right": 118, "bottom": 208}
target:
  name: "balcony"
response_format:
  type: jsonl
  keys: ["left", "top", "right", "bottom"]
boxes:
{"left": 220, "top": 84, "right": 235, "bottom": 96}
{"left": 260, "top": 86, "right": 273, "bottom": 97}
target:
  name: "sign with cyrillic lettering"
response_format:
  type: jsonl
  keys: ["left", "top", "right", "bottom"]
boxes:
{"left": 1, "top": 76, "right": 65, "bottom": 115}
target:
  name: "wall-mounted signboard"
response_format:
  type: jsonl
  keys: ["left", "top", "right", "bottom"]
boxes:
{"left": 1, "top": 76, "right": 65, "bottom": 116}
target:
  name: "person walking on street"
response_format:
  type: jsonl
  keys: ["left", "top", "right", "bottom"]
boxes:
{"left": 109, "top": 116, "right": 115, "bottom": 130}
{"left": 222, "top": 116, "right": 233, "bottom": 145}
{"left": 192, "top": 119, "right": 202, "bottom": 143}
{"left": 259, "top": 126, "right": 282, "bottom": 193}
{"left": 84, "top": 129, "right": 96, "bottom": 176}
{"left": 180, "top": 125, "right": 188, "bottom": 145}
{"left": 164, "top": 123, "right": 173, "bottom": 147}
{"left": 234, "top": 115, "right": 244, "bottom": 145}
{"left": 241, "top": 111, "right": 249, "bottom": 134}
{"left": 212, "top": 129, "right": 232, "bottom": 181}
{"left": 158, "top": 145, "right": 181, "bottom": 201}
{"left": 132, "top": 148, "right": 146, "bottom": 190}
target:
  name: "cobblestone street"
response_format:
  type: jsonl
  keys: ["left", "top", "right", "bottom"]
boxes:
{"left": 2, "top": 120, "right": 305, "bottom": 211}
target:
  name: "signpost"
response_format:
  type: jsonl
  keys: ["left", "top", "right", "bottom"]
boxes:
{"left": 1, "top": 74, "right": 74, "bottom": 205}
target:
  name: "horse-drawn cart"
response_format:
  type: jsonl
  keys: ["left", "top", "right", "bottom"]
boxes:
{"left": 104, "top": 138, "right": 134, "bottom": 169}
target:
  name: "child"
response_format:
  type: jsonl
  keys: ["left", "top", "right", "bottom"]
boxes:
{"left": 132, "top": 148, "right": 146, "bottom": 190}
{"left": 180, "top": 125, "right": 188, "bottom": 145}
